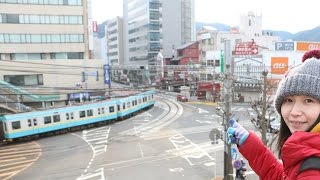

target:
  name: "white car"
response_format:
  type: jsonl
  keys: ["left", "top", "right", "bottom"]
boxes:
{"left": 269, "top": 117, "right": 280, "bottom": 133}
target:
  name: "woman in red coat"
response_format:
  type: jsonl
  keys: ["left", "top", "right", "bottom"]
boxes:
{"left": 228, "top": 50, "right": 320, "bottom": 179}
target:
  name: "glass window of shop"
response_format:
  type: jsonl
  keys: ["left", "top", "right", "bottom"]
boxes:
{"left": 4, "top": 74, "right": 44, "bottom": 86}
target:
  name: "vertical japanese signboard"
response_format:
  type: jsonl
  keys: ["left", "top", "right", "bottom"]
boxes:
{"left": 104, "top": 64, "right": 110, "bottom": 85}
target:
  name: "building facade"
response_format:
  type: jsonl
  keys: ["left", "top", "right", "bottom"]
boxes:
{"left": 106, "top": 16, "right": 124, "bottom": 65}
{"left": 123, "top": 0, "right": 195, "bottom": 67}
{"left": 0, "top": 0, "right": 108, "bottom": 110}
{"left": 0, "top": 0, "right": 91, "bottom": 60}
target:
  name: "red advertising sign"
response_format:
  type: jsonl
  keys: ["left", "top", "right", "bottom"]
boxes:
{"left": 233, "top": 42, "right": 258, "bottom": 55}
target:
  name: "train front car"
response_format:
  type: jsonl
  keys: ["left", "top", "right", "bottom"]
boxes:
{"left": 0, "top": 116, "right": 6, "bottom": 141}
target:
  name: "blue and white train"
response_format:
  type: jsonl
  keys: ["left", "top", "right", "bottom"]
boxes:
{"left": 0, "top": 90, "right": 156, "bottom": 141}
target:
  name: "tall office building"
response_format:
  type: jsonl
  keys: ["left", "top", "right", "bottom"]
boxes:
{"left": 106, "top": 16, "right": 124, "bottom": 65}
{"left": 0, "top": 0, "right": 91, "bottom": 60}
{"left": 123, "top": 0, "right": 195, "bottom": 66}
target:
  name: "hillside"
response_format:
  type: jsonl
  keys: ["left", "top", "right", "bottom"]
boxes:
{"left": 196, "top": 22, "right": 320, "bottom": 42}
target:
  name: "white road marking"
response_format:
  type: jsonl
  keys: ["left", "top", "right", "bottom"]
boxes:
{"left": 198, "top": 108, "right": 209, "bottom": 114}
{"left": 76, "top": 168, "right": 105, "bottom": 180}
{"left": 169, "top": 167, "right": 184, "bottom": 172}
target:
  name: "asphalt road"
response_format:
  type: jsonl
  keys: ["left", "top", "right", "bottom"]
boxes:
{"left": 2, "top": 95, "right": 262, "bottom": 180}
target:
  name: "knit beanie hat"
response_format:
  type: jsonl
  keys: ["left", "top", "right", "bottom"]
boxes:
{"left": 274, "top": 50, "right": 320, "bottom": 114}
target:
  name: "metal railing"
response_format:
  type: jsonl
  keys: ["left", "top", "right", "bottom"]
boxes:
{"left": 0, "top": 95, "right": 32, "bottom": 112}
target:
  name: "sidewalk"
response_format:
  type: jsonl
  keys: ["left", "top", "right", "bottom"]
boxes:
{"left": 186, "top": 96, "right": 218, "bottom": 106}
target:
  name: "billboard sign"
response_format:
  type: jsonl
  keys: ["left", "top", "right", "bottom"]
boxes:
{"left": 233, "top": 42, "right": 258, "bottom": 55}
{"left": 296, "top": 42, "right": 320, "bottom": 51}
{"left": 92, "top": 21, "right": 98, "bottom": 32}
{"left": 271, "top": 57, "right": 288, "bottom": 74}
{"left": 104, "top": 64, "right": 110, "bottom": 85}
{"left": 275, "top": 42, "right": 294, "bottom": 51}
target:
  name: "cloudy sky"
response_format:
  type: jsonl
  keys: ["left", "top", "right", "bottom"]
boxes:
{"left": 91, "top": 0, "right": 319, "bottom": 34}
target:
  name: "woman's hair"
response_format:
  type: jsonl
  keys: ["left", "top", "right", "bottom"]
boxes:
{"left": 276, "top": 116, "right": 291, "bottom": 157}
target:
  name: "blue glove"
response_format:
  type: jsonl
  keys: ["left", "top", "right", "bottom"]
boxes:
{"left": 227, "top": 118, "right": 249, "bottom": 146}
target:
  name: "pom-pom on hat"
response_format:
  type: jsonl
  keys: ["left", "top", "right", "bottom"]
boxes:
{"left": 274, "top": 49, "right": 320, "bottom": 114}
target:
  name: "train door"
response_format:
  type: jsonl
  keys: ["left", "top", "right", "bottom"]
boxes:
{"left": 28, "top": 118, "right": 38, "bottom": 134}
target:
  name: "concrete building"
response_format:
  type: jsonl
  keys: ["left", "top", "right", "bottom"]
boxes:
{"left": 0, "top": 0, "right": 108, "bottom": 110}
{"left": 123, "top": 0, "right": 195, "bottom": 67}
{"left": 0, "top": 0, "right": 91, "bottom": 60}
{"left": 106, "top": 16, "right": 124, "bottom": 65}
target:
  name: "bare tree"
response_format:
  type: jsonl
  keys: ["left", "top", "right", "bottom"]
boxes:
{"left": 248, "top": 71, "right": 279, "bottom": 148}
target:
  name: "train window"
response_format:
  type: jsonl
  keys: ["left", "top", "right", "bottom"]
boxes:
{"left": 98, "top": 108, "right": 101, "bottom": 115}
{"left": 131, "top": 101, "right": 134, "bottom": 106}
{"left": 70, "top": 113, "right": 74, "bottom": 119}
{"left": 44, "top": 116, "right": 52, "bottom": 124}
{"left": 123, "top": 103, "right": 126, "bottom": 110}
{"left": 79, "top": 110, "right": 86, "bottom": 118}
{"left": 87, "top": 109, "right": 93, "bottom": 117}
{"left": 12, "top": 121, "right": 21, "bottom": 130}
{"left": 127, "top": 102, "right": 130, "bottom": 108}
{"left": 139, "top": 99, "right": 141, "bottom": 104}
{"left": 152, "top": 94, "right": 154, "bottom": 99}
{"left": 66, "top": 113, "right": 70, "bottom": 120}
{"left": 53, "top": 115, "right": 60, "bottom": 122}
{"left": 135, "top": 100, "right": 137, "bottom": 105}
{"left": 28, "top": 119, "right": 32, "bottom": 127}
{"left": 117, "top": 105, "right": 120, "bottom": 111}
{"left": 33, "top": 119, "right": 37, "bottom": 126}
{"left": 101, "top": 108, "right": 105, "bottom": 114}
{"left": 109, "top": 106, "right": 114, "bottom": 113}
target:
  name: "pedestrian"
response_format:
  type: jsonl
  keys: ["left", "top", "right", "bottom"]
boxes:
{"left": 227, "top": 49, "right": 320, "bottom": 179}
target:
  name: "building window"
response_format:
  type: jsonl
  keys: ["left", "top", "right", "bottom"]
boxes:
{"left": 4, "top": 74, "right": 44, "bottom": 86}
{"left": 6, "top": 14, "right": 19, "bottom": 23}
{"left": 67, "top": 52, "right": 83, "bottom": 59}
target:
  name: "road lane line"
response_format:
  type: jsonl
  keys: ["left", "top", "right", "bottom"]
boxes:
{"left": 0, "top": 149, "right": 41, "bottom": 156}
{"left": 0, "top": 152, "right": 40, "bottom": 159}
{"left": 0, "top": 159, "right": 35, "bottom": 168}
{"left": 0, "top": 157, "right": 26, "bottom": 163}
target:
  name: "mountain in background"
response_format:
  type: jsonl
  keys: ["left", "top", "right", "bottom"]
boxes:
{"left": 196, "top": 22, "right": 320, "bottom": 42}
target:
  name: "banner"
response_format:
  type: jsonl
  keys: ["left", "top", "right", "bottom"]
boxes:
{"left": 104, "top": 64, "right": 110, "bottom": 85}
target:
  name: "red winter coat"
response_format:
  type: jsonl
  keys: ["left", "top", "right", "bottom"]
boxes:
{"left": 238, "top": 131, "right": 320, "bottom": 180}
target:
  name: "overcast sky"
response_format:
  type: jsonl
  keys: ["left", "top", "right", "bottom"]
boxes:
{"left": 91, "top": 0, "right": 319, "bottom": 34}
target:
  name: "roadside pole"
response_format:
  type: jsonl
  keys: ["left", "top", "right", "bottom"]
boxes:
{"left": 223, "top": 39, "right": 233, "bottom": 180}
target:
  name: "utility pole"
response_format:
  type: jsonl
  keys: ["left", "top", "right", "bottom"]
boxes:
{"left": 223, "top": 39, "right": 233, "bottom": 180}
{"left": 261, "top": 70, "right": 268, "bottom": 144}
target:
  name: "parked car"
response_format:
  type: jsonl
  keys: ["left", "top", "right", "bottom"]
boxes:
{"left": 176, "top": 94, "right": 188, "bottom": 102}
{"left": 251, "top": 113, "right": 280, "bottom": 133}
{"left": 269, "top": 117, "right": 280, "bottom": 133}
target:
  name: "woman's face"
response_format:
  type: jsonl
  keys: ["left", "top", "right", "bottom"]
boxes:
{"left": 281, "top": 95, "right": 320, "bottom": 133}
